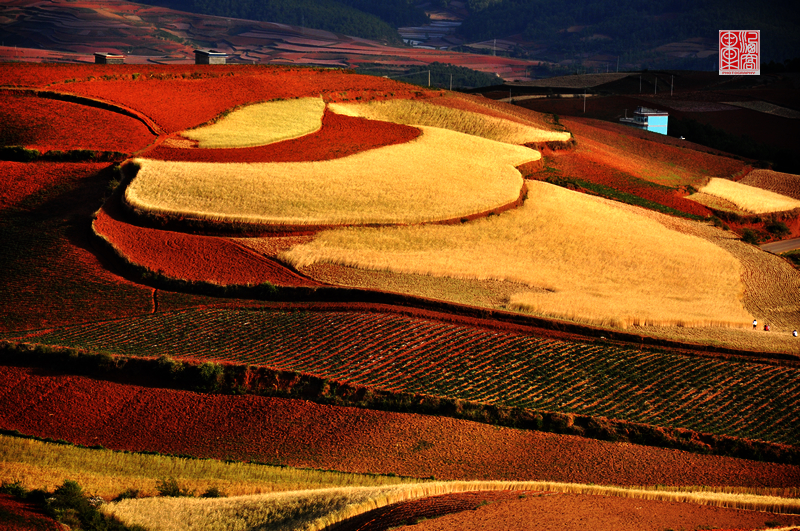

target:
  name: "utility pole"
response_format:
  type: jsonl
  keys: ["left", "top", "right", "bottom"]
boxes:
{"left": 450, "top": 73, "right": 453, "bottom": 91}
{"left": 583, "top": 87, "right": 586, "bottom": 113}
{"left": 655, "top": 76, "right": 657, "bottom": 95}
{"left": 639, "top": 75, "right": 642, "bottom": 93}
{"left": 617, "top": 56, "right": 619, "bottom": 73}
{"left": 428, "top": 70, "right": 430, "bottom": 87}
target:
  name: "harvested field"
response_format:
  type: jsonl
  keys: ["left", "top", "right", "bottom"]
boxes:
{"left": 329, "top": 99, "right": 570, "bottom": 144}
{"left": 282, "top": 181, "right": 752, "bottom": 329}
{"left": 181, "top": 97, "right": 325, "bottom": 148}
{"left": 5, "top": 308, "right": 798, "bottom": 445}
{"left": 144, "top": 110, "right": 421, "bottom": 163}
{"left": 697, "top": 178, "right": 800, "bottom": 214}
{"left": 0, "top": 90, "right": 156, "bottom": 154}
{"left": 740, "top": 169, "right": 800, "bottom": 201}
{"left": 0, "top": 365, "right": 797, "bottom": 487}
{"left": 126, "top": 127, "right": 535, "bottom": 226}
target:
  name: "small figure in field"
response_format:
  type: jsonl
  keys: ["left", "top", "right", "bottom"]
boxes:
{"left": 753, "top": 319, "right": 757, "bottom": 329}
{"left": 764, "top": 324, "right": 770, "bottom": 332}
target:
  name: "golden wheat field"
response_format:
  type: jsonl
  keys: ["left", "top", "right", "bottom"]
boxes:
{"left": 125, "top": 126, "right": 537, "bottom": 226}
{"left": 102, "top": 481, "right": 800, "bottom": 531}
{"left": 0, "top": 435, "right": 414, "bottom": 498}
{"left": 280, "top": 180, "right": 753, "bottom": 329}
{"left": 181, "top": 97, "right": 326, "bottom": 148}
{"left": 328, "top": 99, "right": 572, "bottom": 144}
{"left": 694, "top": 177, "right": 800, "bottom": 214}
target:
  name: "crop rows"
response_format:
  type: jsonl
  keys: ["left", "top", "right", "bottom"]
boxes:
{"left": 5, "top": 308, "right": 798, "bottom": 446}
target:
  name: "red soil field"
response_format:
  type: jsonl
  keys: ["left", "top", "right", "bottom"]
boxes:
{"left": 545, "top": 151, "right": 714, "bottom": 218}
{"left": 93, "top": 203, "right": 323, "bottom": 287}
{"left": 0, "top": 161, "right": 107, "bottom": 211}
{"left": 0, "top": 91, "right": 156, "bottom": 154}
{"left": 1, "top": 365, "right": 797, "bottom": 488}
{"left": 387, "top": 493, "right": 800, "bottom": 531}
{"left": 0, "top": 494, "right": 62, "bottom": 531}
{"left": 18, "top": 65, "right": 439, "bottom": 133}
{"left": 560, "top": 117, "right": 749, "bottom": 182}
{"left": 143, "top": 109, "right": 420, "bottom": 163}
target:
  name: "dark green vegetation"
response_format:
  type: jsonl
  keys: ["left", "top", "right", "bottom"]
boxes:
{"left": 459, "top": 0, "right": 800, "bottom": 68}
{"left": 138, "top": 0, "right": 426, "bottom": 44}
{"left": 0, "top": 146, "right": 127, "bottom": 163}
{"left": 3, "top": 307, "right": 798, "bottom": 449}
{"left": 356, "top": 62, "right": 501, "bottom": 90}
{"left": 0, "top": 479, "right": 145, "bottom": 531}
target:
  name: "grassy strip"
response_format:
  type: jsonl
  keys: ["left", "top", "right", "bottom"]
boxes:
{"left": 543, "top": 174, "right": 706, "bottom": 221}
{"left": 0, "top": 434, "right": 418, "bottom": 498}
{"left": 1, "top": 341, "right": 797, "bottom": 466}
{"left": 104, "top": 481, "right": 800, "bottom": 531}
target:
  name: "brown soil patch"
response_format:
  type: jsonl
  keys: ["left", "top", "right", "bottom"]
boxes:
{"left": 388, "top": 493, "right": 800, "bottom": 531}
{"left": 1, "top": 365, "right": 797, "bottom": 489}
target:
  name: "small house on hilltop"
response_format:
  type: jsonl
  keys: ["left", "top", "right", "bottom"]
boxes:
{"left": 620, "top": 106, "right": 668, "bottom": 135}
{"left": 195, "top": 49, "right": 227, "bottom": 65}
{"left": 94, "top": 52, "right": 125, "bottom": 64}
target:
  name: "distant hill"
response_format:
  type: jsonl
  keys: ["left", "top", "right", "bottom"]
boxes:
{"left": 137, "top": 0, "right": 428, "bottom": 44}
{"left": 458, "top": 0, "right": 800, "bottom": 70}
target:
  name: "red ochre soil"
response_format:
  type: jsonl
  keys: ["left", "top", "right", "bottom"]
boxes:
{"left": 0, "top": 90, "right": 156, "bottom": 154}
{"left": 383, "top": 493, "right": 800, "bottom": 531}
{"left": 143, "top": 109, "right": 421, "bottom": 163}
{"left": 19, "top": 65, "right": 440, "bottom": 133}
{"left": 93, "top": 203, "right": 323, "bottom": 287}
{"left": 0, "top": 161, "right": 108, "bottom": 211}
{"left": 1, "top": 365, "right": 798, "bottom": 489}
{"left": 0, "top": 494, "right": 62, "bottom": 531}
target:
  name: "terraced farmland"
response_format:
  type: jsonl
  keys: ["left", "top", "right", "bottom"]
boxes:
{"left": 5, "top": 307, "right": 797, "bottom": 446}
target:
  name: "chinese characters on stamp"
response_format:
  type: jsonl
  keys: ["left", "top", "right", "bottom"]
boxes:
{"left": 719, "top": 30, "right": 760, "bottom": 75}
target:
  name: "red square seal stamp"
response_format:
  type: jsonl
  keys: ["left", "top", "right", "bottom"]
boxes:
{"left": 719, "top": 30, "right": 760, "bottom": 75}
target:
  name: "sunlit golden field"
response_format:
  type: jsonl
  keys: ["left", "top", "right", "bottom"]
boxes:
{"left": 103, "top": 481, "right": 800, "bottom": 531}
{"left": 0, "top": 435, "right": 415, "bottom": 498}
{"left": 125, "top": 126, "right": 537, "bottom": 226}
{"left": 281, "top": 181, "right": 753, "bottom": 329}
{"left": 694, "top": 177, "right": 800, "bottom": 214}
{"left": 180, "top": 97, "right": 325, "bottom": 148}
{"left": 329, "top": 99, "right": 572, "bottom": 144}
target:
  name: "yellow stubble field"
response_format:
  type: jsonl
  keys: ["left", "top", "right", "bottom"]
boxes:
{"left": 124, "top": 126, "right": 538, "bottom": 226}
{"left": 280, "top": 181, "right": 753, "bottom": 329}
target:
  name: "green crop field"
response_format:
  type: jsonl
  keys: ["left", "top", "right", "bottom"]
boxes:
{"left": 5, "top": 307, "right": 797, "bottom": 446}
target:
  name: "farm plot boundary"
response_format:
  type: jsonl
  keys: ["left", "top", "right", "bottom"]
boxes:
{"left": 1, "top": 341, "right": 797, "bottom": 465}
